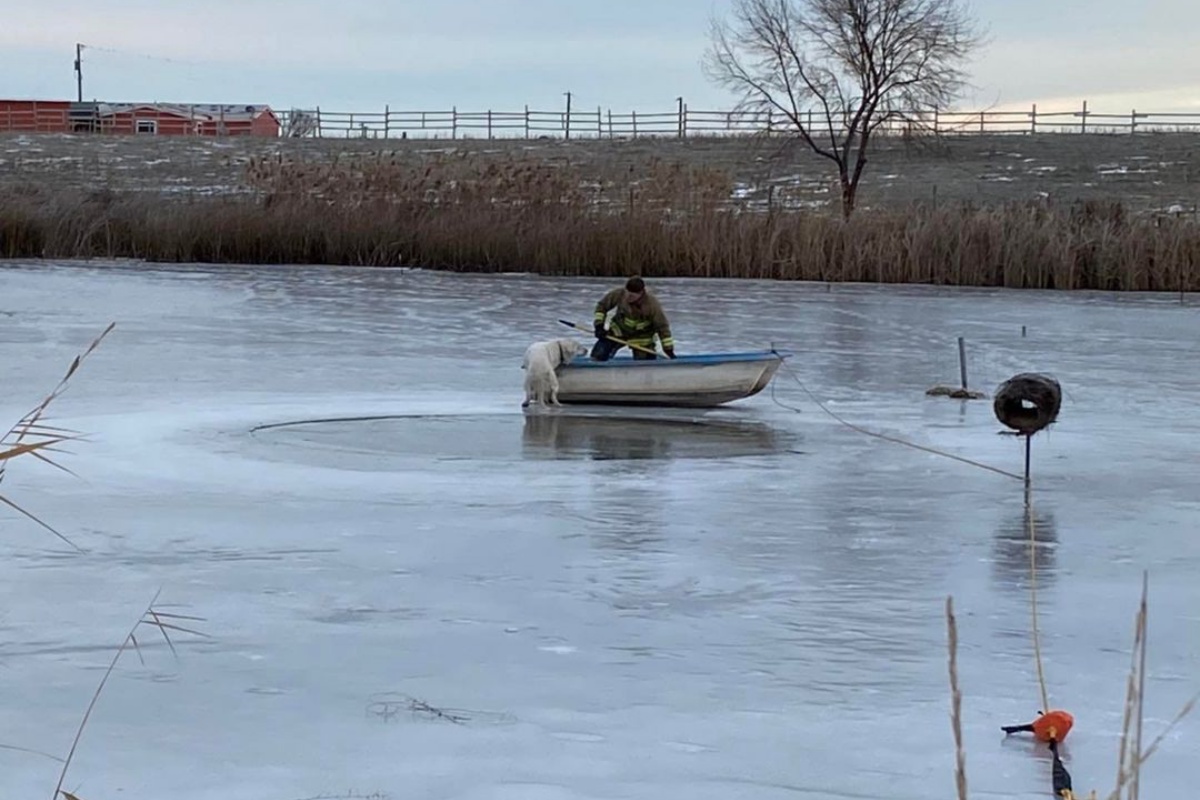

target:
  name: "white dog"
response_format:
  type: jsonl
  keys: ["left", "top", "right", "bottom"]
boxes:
{"left": 522, "top": 337, "right": 588, "bottom": 408}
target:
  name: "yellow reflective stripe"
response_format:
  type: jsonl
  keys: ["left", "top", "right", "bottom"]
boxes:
{"left": 660, "top": 337, "right": 674, "bottom": 348}
{"left": 593, "top": 311, "right": 606, "bottom": 322}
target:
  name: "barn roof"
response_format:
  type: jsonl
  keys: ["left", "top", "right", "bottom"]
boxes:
{"left": 95, "top": 103, "right": 274, "bottom": 121}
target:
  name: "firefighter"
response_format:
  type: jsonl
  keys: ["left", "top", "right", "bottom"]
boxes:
{"left": 590, "top": 276, "right": 676, "bottom": 361}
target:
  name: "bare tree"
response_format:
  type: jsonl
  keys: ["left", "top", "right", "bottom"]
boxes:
{"left": 705, "top": 0, "right": 983, "bottom": 218}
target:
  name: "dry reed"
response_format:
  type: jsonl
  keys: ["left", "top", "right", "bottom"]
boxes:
{"left": 2, "top": 325, "right": 211, "bottom": 800}
{"left": 948, "top": 575, "right": 1196, "bottom": 800}
{"left": 1104, "top": 573, "right": 1197, "bottom": 800}
{"left": 1, "top": 322, "right": 115, "bottom": 551}
{"left": 945, "top": 596, "right": 969, "bottom": 800}
{"left": 51, "top": 591, "right": 209, "bottom": 800}
{"left": 0, "top": 149, "right": 1198, "bottom": 290}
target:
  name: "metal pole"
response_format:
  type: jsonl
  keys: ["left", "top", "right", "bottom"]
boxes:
{"left": 957, "top": 337, "right": 968, "bottom": 390}
{"left": 1024, "top": 434, "right": 1032, "bottom": 496}
{"left": 74, "top": 43, "right": 83, "bottom": 102}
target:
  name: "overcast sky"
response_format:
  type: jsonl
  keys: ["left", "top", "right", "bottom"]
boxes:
{"left": 1, "top": 0, "right": 1197, "bottom": 116}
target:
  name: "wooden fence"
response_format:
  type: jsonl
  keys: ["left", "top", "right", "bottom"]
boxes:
{"left": 279, "top": 101, "right": 1200, "bottom": 140}
{"left": 3, "top": 100, "right": 1200, "bottom": 139}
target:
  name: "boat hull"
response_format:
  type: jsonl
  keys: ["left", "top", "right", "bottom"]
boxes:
{"left": 553, "top": 350, "right": 791, "bottom": 408}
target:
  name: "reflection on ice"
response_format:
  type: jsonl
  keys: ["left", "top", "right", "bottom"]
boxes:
{"left": 991, "top": 506, "right": 1060, "bottom": 591}
{"left": 520, "top": 411, "right": 795, "bottom": 461}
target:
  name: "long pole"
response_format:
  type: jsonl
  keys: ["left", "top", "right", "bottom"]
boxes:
{"left": 1023, "top": 434, "right": 1032, "bottom": 497}
{"left": 557, "top": 319, "right": 660, "bottom": 359}
{"left": 74, "top": 43, "right": 83, "bottom": 102}
{"left": 957, "top": 337, "right": 968, "bottom": 391}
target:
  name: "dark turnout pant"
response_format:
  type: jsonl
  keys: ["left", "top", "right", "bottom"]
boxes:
{"left": 590, "top": 337, "right": 658, "bottom": 361}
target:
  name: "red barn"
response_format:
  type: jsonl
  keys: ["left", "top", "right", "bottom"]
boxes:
{"left": 0, "top": 100, "right": 280, "bottom": 137}
{"left": 93, "top": 103, "right": 280, "bottom": 136}
{"left": 0, "top": 100, "right": 72, "bottom": 132}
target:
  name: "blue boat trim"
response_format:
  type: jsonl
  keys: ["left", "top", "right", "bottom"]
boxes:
{"left": 562, "top": 349, "right": 794, "bottom": 368}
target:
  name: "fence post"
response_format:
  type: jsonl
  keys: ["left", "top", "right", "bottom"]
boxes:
{"left": 452, "top": 106, "right": 457, "bottom": 139}
{"left": 766, "top": 107, "right": 773, "bottom": 134}
{"left": 384, "top": 104, "right": 390, "bottom": 138}
{"left": 632, "top": 110, "right": 638, "bottom": 138}
{"left": 607, "top": 109, "right": 613, "bottom": 139}
{"left": 677, "top": 96, "right": 685, "bottom": 138}
{"left": 316, "top": 106, "right": 322, "bottom": 137}
{"left": 597, "top": 105, "right": 602, "bottom": 137}
{"left": 933, "top": 107, "right": 939, "bottom": 134}
{"left": 564, "top": 91, "right": 572, "bottom": 140}
{"left": 1030, "top": 103, "right": 1037, "bottom": 134}
{"left": 979, "top": 110, "right": 984, "bottom": 133}
{"left": 1081, "top": 100, "right": 1088, "bottom": 133}
{"left": 1131, "top": 108, "right": 1137, "bottom": 134}
{"left": 524, "top": 105, "right": 530, "bottom": 138}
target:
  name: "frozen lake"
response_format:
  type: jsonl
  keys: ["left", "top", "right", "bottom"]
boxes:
{"left": 1, "top": 261, "right": 1197, "bottom": 799}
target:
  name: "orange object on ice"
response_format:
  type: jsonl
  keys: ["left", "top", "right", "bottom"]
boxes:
{"left": 1033, "top": 710, "right": 1074, "bottom": 742}
{"left": 1001, "top": 709, "right": 1075, "bottom": 743}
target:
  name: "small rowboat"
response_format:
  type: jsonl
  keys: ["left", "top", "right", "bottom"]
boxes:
{"left": 554, "top": 349, "right": 793, "bottom": 408}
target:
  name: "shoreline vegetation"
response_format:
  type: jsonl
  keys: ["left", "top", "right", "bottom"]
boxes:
{"left": 1, "top": 134, "right": 1198, "bottom": 290}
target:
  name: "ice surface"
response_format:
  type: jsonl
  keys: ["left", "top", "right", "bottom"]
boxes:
{"left": 1, "top": 261, "right": 1197, "bottom": 800}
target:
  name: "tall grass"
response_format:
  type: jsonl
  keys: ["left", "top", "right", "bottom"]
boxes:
{"left": 1, "top": 149, "right": 1198, "bottom": 290}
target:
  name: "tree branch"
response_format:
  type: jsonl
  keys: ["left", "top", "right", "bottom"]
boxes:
{"left": 704, "top": 0, "right": 983, "bottom": 217}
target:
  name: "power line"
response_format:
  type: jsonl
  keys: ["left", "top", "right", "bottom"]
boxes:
{"left": 77, "top": 42, "right": 209, "bottom": 67}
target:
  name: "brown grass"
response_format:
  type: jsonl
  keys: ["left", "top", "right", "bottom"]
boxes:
{"left": 1, "top": 148, "right": 1198, "bottom": 290}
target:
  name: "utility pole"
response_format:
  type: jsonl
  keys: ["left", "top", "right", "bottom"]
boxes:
{"left": 73, "top": 43, "right": 83, "bottom": 101}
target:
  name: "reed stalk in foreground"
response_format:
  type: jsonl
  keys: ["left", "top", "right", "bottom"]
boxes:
{"left": 50, "top": 591, "right": 209, "bottom": 800}
{"left": 0, "top": 322, "right": 115, "bottom": 551}
{"left": 1, "top": 324, "right": 210, "bottom": 800}
{"left": 1105, "top": 573, "right": 1197, "bottom": 800}
{"left": 950, "top": 576, "right": 1196, "bottom": 800}
{"left": 945, "top": 596, "right": 969, "bottom": 800}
